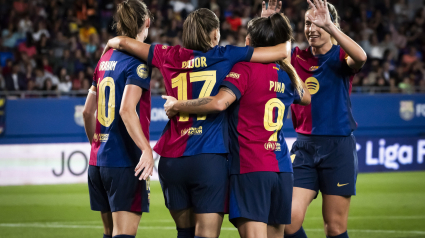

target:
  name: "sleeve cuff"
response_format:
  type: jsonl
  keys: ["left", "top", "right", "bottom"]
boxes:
{"left": 92, "top": 81, "right": 97, "bottom": 87}
{"left": 244, "top": 46, "right": 254, "bottom": 62}
{"left": 126, "top": 78, "right": 150, "bottom": 90}
{"left": 221, "top": 81, "right": 242, "bottom": 100}
{"left": 147, "top": 44, "right": 156, "bottom": 67}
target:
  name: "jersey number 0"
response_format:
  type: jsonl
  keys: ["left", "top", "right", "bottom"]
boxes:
{"left": 98, "top": 77, "right": 116, "bottom": 127}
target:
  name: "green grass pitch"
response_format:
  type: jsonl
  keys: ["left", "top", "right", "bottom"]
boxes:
{"left": 0, "top": 171, "right": 424, "bottom": 238}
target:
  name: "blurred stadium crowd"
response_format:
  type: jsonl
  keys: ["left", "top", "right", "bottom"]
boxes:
{"left": 0, "top": 0, "right": 424, "bottom": 97}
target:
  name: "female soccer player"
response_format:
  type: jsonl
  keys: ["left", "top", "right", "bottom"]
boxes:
{"left": 102, "top": 1, "right": 289, "bottom": 237}
{"left": 284, "top": 1, "right": 367, "bottom": 238}
{"left": 82, "top": 1, "right": 153, "bottom": 238}
{"left": 162, "top": 13, "right": 311, "bottom": 238}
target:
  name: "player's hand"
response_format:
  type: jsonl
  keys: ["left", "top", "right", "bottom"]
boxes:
{"left": 261, "top": 0, "right": 282, "bottom": 18}
{"left": 306, "top": 0, "right": 333, "bottom": 31}
{"left": 135, "top": 149, "right": 154, "bottom": 180}
{"left": 102, "top": 36, "right": 128, "bottom": 56}
{"left": 162, "top": 95, "right": 178, "bottom": 119}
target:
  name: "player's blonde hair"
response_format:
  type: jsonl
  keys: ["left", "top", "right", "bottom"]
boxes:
{"left": 182, "top": 8, "right": 220, "bottom": 52}
{"left": 247, "top": 13, "right": 304, "bottom": 96}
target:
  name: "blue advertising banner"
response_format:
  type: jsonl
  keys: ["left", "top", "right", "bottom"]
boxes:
{"left": 0, "top": 94, "right": 424, "bottom": 144}
{"left": 356, "top": 137, "right": 425, "bottom": 172}
{"left": 0, "top": 96, "right": 5, "bottom": 136}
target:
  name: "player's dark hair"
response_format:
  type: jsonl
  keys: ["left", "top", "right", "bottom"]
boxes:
{"left": 182, "top": 8, "right": 220, "bottom": 52}
{"left": 307, "top": 1, "right": 340, "bottom": 45}
{"left": 247, "top": 13, "right": 303, "bottom": 96}
{"left": 114, "top": 0, "right": 153, "bottom": 39}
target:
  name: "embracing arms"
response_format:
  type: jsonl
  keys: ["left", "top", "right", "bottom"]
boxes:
{"left": 120, "top": 85, "right": 154, "bottom": 180}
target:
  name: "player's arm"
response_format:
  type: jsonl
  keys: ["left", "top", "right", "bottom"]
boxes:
{"left": 298, "top": 81, "right": 311, "bottom": 106}
{"left": 120, "top": 85, "right": 153, "bottom": 180}
{"left": 307, "top": 0, "right": 367, "bottom": 70}
{"left": 103, "top": 36, "right": 151, "bottom": 62}
{"left": 83, "top": 86, "right": 97, "bottom": 145}
{"left": 250, "top": 41, "right": 290, "bottom": 63}
{"left": 163, "top": 87, "right": 237, "bottom": 118}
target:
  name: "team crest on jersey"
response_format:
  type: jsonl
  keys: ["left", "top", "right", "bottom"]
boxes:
{"left": 137, "top": 64, "right": 149, "bottom": 79}
{"left": 264, "top": 142, "right": 281, "bottom": 151}
{"left": 74, "top": 105, "right": 85, "bottom": 127}
{"left": 227, "top": 72, "right": 240, "bottom": 79}
{"left": 93, "top": 133, "right": 99, "bottom": 142}
{"left": 309, "top": 66, "right": 319, "bottom": 71}
{"left": 400, "top": 100, "right": 414, "bottom": 121}
{"left": 305, "top": 77, "right": 320, "bottom": 95}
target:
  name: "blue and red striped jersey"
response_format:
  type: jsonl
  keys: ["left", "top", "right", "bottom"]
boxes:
{"left": 89, "top": 49, "right": 151, "bottom": 167}
{"left": 291, "top": 45, "right": 357, "bottom": 136}
{"left": 148, "top": 44, "right": 254, "bottom": 158}
{"left": 222, "top": 62, "right": 301, "bottom": 174}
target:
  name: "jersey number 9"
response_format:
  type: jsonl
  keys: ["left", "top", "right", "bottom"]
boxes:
{"left": 264, "top": 98, "right": 285, "bottom": 141}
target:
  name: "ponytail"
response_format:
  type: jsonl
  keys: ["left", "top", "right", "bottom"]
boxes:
{"left": 247, "top": 13, "right": 303, "bottom": 96}
{"left": 182, "top": 8, "right": 220, "bottom": 52}
{"left": 114, "top": 0, "right": 152, "bottom": 39}
{"left": 277, "top": 60, "right": 304, "bottom": 97}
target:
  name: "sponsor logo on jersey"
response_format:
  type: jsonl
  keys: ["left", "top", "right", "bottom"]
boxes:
{"left": 182, "top": 57, "right": 207, "bottom": 69}
{"left": 162, "top": 45, "right": 168, "bottom": 49}
{"left": 74, "top": 105, "right": 85, "bottom": 127}
{"left": 99, "top": 61, "right": 118, "bottom": 71}
{"left": 137, "top": 64, "right": 149, "bottom": 79}
{"left": 337, "top": 183, "right": 349, "bottom": 187}
{"left": 400, "top": 100, "right": 414, "bottom": 121}
{"left": 309, "top": 66, "right": 319, "bottom": 71}
{"left": 273, "top": 66, "right": 279, "bottom": 71}
{"left": 93, "top": 133, "right": 109, "bottom": 142}
{"left": 181, "top": 126, "right": 203, "bottom": 136}
{"left": 305, "top": 77, "right": 320, "bottom": 94}
{"left": 227, "top": 72, "right": 240, "bottom": 79}
{"left": 264, "top": 142, "right": 281, "bottom": 151}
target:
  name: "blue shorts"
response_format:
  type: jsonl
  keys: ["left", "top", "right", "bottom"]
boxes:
{"left": 88, "top": 165, "right": 150, "bottom": 213}
{"left": 158, "top": 153, "right": 228, "bottom": 213}
{"left": 229, "top": 172, "right": 293, "bottom": 226}
{"left": 291, "top": 133, "right": 358, "bottom": 196}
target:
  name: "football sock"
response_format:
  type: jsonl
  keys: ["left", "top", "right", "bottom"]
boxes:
{"left": 177, "top": 227, "right": 195, "bottom": 238}
{"left": 285, "top": 226, "right": 308, "bottom": 238}
{"left": 327, "top": 231, "right": 348, "bottom": 238}
{"left": 112, "top": 235, "right": 135, "bottom": 238}
{"left": 103, "top": 235, "right": 112, "bottom": 238}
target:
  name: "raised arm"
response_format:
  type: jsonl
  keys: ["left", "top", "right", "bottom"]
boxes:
{"left": 83, "top": 86, "right": 97, "bottom": 145}
{"left": 103, "top": 36, "right": 151, "bottom": 61}
{"left": 163, "top": 87, "right": 237, "bottom": 118}
{"left": 120, "top": 85, "right": 153, "bottom": 180}
{"left": 307, "top": 0, "right": 367, "bottom": 70}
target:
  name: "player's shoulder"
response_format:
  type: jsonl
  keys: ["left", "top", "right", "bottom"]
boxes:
{"left": 292, "top": 46, "right": 313, "bottom": 61}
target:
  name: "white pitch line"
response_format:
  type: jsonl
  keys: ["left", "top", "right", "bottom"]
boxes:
{"left": 61, "top": 215, "right": 425, "bottom": 224}
{"left": 1, "top": 223, "right": 425, "bottom": 235}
